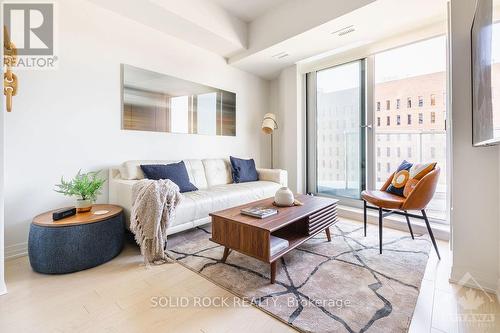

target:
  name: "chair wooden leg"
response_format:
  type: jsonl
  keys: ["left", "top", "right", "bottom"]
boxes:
{"left": 379, "top": 207, "right": 383, "bottom": 254}
{"left": 363, "top": 200, "right": 367, "bottom": 237}
{"left": 404, "top": 211, "right": 414, "bottom": 240}
{"left": 421, "top": 210, "right": 441, "bottom": 260}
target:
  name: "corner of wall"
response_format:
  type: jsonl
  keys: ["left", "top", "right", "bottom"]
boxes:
{"left": 496, "top": 277, "right": 500, "bottom": 303}
{"left": 449, "top": 264, "right": 499, "bottom": 295}
{"left": 274, "top": 65, "right": 303, "bottom": 192}
{"left": 0, "top": 282, "right": 6, "bottom": 296}
{"left": 449, "top": 0, "right": 500, "bottom": 299}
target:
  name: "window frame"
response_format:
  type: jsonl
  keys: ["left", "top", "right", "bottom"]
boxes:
{"left": 305, "top": 59, "right": 367, "bottom": 207}
{"left": 303, "top": 33, "right": 449, "bottom": 225}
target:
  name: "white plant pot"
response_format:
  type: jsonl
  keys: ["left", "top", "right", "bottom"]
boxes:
{"left": 274, "top": 187, "right": 294, "bottom": 207}
{"left": 76, "top": 199, "right": 92, "bottom": 213}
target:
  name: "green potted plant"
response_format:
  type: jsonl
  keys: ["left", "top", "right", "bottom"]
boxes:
{"left": 55, "top": 170, "right": 106, "bottom": 213}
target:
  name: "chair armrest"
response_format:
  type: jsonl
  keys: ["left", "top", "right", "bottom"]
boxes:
{"left": 257, "top": 168, "right": 288, "bottom": 187}
{"left": 380, "top": 172, "right": 395, "bottom": 191}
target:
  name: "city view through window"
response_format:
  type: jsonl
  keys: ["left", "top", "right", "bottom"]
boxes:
{"left": 315, "top": 36, "right": 450, "bottom": 222}
{"left": 316, "top": 61, "right": 363, "bottom": 200}
{"left": 374, "top": 36, "right": 447, "bottom": 221}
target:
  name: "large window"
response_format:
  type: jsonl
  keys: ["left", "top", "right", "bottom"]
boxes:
{"left": 307, "top": 60, "right": 365, "bottom": 199}
{"left": 306, "top": 36, "right": 448, "bottom": 224}
{"left": 374, "top": 36, "right": 447, "bottom": 221}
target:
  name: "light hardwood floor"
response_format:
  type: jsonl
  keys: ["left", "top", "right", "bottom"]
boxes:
{"left": 1, "top": 218, "right": 499, "bottom": 333}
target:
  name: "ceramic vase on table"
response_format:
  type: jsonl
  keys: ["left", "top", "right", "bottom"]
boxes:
{"left": 274, "top": 187, "right": 294, "bottom": 207}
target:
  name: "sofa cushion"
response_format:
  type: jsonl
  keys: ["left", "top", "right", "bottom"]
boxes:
{"left": 170, "top": 196, "right": 196, "bottom": 228}
{"left": 209, "top": 181, "right": 280, "bottom": 213}
{"left": 184, "top": 159, "right": 208, "bottom": 190}
{"left": 230, "top": 156, "right": 259, "bottom": 183}
{"left": 178, "top": 181, "right": 281, "bottom": 224}
{"left": 140, "top": 162, "right": 198, "bottom": 193}
{"left": 202, "top": 159, "right": 232, "bottom": 187}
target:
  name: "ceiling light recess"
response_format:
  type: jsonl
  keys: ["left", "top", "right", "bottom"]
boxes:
{"left": 331, "top": 25, "right": 355, "bottom": 37}
{"left": 272, "top": 51, "right": 289, "bottom": 59}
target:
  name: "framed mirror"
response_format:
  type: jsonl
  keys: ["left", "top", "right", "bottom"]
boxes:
{"left": 121, "top": 64, "right": 236, "bottom": 136}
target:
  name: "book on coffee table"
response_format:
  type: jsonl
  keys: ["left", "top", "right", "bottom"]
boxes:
{"left": 240, "top": 206, "right": 278, "bottom": 219}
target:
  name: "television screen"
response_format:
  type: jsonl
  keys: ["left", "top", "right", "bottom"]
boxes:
{"left": 472, "top": 0, "right": 500, "bottom": 146}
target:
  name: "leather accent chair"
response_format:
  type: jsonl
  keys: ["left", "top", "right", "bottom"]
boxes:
{"left": 361, "top": 166, "right": 441, "bottom": 259}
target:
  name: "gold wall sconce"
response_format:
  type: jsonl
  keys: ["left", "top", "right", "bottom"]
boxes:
{"left": 3, "top": 26, "right": 18, "bottom": 112}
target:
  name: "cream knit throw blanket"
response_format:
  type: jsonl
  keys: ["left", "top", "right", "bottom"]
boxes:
{"left": 130, "top": 179, "right": 183, "bottom": 265}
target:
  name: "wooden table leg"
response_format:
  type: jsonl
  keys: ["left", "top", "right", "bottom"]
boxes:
{"left": 325, "top": 227, "right": 331, "bottom": 242}
{"left": 221, "top": 247, "right": 231, "bottom": 263}
{"left": 270, "top": 261, "right": 277, "bottom": 284}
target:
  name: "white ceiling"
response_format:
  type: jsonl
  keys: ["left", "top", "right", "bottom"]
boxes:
{"left": 88, "top": 0, "right": 449, "bottom": 79}
{"left": 210, "top": 0, "right": 287, "bottom": 22}
{"left": 88, "top": 0, "right": 248, "bottom": 57}
{"left": 229, "top": 0, "right": 448, "bottom": 79}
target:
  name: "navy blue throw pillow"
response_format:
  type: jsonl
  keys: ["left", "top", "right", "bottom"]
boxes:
{"left": 229, "top": 156, "right": 259, "bottom": 183}
{"left": 140, "top": 161, "right": 198, "bottom": 193}
{"left": 385, "top": 160, "right": 413, "bottom": 197}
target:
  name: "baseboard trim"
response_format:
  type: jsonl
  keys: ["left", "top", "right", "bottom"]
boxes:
{"left": 337, "top": 205, "right": 450, "bottom": 241}
{"left": 5, "top": 242, "right": 27, "bottom": 260}
{"left": 0, "top": 281, "right": 6, "bottom": 296}
{"left": 449, "top": 265, "right": 498, "bottom": 295}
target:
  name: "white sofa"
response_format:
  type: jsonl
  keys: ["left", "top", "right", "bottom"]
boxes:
{"left": 109, "top": 159, "right": 287, "bottom": 235}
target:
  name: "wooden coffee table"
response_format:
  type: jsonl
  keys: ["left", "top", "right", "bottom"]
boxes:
{"left": 209, "top": 194, "right": 338, "bottom": 283}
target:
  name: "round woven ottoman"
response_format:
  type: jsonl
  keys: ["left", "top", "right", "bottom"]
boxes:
{"left": 29, "top": 204, "right": 124, "bottom": 274}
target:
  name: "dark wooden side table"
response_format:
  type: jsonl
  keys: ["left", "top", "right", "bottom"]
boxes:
{"left": 29, "top": 204, "right": 124, "bottom": 274}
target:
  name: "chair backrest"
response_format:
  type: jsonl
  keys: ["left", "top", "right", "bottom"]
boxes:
{"left": 401, "top": 166, "right": 440, "bottom": 211}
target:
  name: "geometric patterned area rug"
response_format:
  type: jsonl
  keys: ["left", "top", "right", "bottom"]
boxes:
{"left": 167, "top": 220, "right": 431, "bottom": 333}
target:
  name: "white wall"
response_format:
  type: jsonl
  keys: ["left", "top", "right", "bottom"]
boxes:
{"left": 0, "top": 38, "right": 6, "bottom": 294}
{"left": 4, "top": 0, "right": 271, "bottom": 257}
{"left": 448, "top": 0, "right": 500, "bottom": 292}
{"left": 273, "top": 65, "right": 305, "bottom": 193}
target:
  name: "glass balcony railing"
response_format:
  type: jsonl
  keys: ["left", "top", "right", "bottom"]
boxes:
{"left": 375, "top": 131, "right": 447, "bottom": 222}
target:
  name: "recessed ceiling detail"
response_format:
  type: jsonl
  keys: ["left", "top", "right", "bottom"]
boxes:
{"left": 229, "top": 0, "right": 447, "bottom": 79}
{"left": 332, "top": 25, "right": 356, "bottom": 36}
{"left": 272, "top": 52, "right": 289, "bottom": 59}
